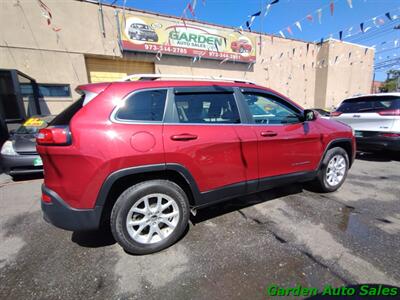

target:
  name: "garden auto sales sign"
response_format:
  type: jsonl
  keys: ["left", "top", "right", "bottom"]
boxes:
{"left": 119, "top": 13, "right": 256, "bottom": 63}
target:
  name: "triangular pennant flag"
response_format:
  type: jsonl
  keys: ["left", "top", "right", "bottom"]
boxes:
{"left": 264, "top": 4, "right": 271, "bottom": 16}
{"left": 306, "top": 14, "right": 313, "bottom": 22}
{"left": 364, "top": 26, "right": 371, "bottom": 32}
{"left": 378, "top": 18, "right": 385, "bottom": 25}
{"left": 279, "top": 30, "right": 285, "bottom": 38}
{"left": 287, "top": 26, "right": 293, "bottom": 35}
{"left": 339, "top": 31, "right": 343, "bottom": 41}
{"left": 317, "top": 9, "right": 322, "bottom": 24}
{"left": 295, "top": 21, "right": 302, "bottom": 32}
{"left": 330, "top": 1, "right": 334, "bottom": 16}
{"left": 187, "top": 3, "right": 195, "bottom": 16}
{"left": 192, "top": 0, "right": 197, "bottom": 11}
{"left": 156, "top": 50, "right": 163, "bottom": 61}
{"left": 385, "top": 12, "right": 392, "bottom": 21}
{"left": 360, "top": 23, "right": 364, "bottom": 33}
{"left": 347, "top": 0, "right": 353, "bottom": 8}
{"left": 220, "top": 57, "right": 229, "bottom": 64}
{"left": 251, "top": 11, "right": 262, "bottom": 17}
{"left": 270, "top": 0, "right": 279, "bottom": 4}
{"left": 394, "top": 40, "right": 398, "bottom": 47}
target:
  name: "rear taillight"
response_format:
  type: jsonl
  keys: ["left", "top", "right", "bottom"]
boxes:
{"left": 380, "top": 133, "right": 400, "bottom": 138}
{"left": 41, "top": 193, "right": 52, "bottom": 203}
{"left": 378, "top": 109, "right": 400, "bottom": 116}
{"left": 37, "top": 126, "right": 71, "bottom": 145}
{"left": 330, "top": 111, "right": 342, "bottom": 117}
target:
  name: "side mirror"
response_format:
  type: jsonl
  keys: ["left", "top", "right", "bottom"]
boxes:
{"left": 303, "top": 109, "right": 317, "bottom": 122}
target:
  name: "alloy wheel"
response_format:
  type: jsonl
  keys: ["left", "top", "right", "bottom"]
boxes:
{"left": 325, "top": 154, "right": 347, "bottom": 187}
{"left": 125, "top": 193, "right": 180, "bottom": 244}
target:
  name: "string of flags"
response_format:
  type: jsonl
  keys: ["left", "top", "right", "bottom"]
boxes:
{"left": 244, "top": 0, "right": 279, "bottom": 31}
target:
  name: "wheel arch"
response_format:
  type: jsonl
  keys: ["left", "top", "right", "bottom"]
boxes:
{"left": 96, "top": 164, "right": 201, "bottom": 226}
{"left": 319, "top": 138, "right": 354, "bottom": 170}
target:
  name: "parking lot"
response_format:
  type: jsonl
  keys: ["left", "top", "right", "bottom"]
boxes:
{"left": 0, "top": 152, "right": 399, "bottom": 300}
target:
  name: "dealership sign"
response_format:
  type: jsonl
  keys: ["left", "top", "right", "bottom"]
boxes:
{"left": 118, "top": 13, "right": 256, "bottom": 63}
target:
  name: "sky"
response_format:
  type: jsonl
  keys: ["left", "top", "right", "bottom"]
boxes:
{"left": 104, "top": 0, "right": 400, "bottom": 80}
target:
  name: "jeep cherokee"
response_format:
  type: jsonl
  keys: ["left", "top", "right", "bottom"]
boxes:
{"left": 37, "top": 74, "right": 355, "bottom": 254}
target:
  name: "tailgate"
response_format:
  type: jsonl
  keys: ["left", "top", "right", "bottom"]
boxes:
{"left": 335, "top": 113, "right": 395, "bottom": 132}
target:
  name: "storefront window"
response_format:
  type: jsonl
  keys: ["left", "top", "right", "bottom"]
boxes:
{"left": 20, "top": 83, "right": 71, "bottom": 98}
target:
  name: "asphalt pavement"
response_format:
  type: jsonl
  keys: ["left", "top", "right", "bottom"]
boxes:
{"left": 0, "top": 152, "right": 399, "bottom": 299}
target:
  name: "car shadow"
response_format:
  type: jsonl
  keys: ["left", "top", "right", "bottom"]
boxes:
{"left": 12, "top": 173, "right": 44, "bottom": 182}
{"left": 71, "top": 227, "right": 116, "bottom": 248}
{"left": 70, "top": 184, "right": 305, "bottom": 250}
{"left": 356, "top": 151, "right": 400, "bottom": 162}
{"left": 191, "top": 183, "right": 304, "bottom": 224}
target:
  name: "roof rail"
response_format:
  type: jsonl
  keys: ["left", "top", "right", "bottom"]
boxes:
{"left": 119, "top": 74, "right": 256, "bottom": 85}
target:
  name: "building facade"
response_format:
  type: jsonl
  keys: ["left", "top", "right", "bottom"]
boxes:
{"left": 0, "top": 0, "right": 375, "bottom": 115}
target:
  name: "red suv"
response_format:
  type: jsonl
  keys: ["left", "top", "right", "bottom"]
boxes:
{"left": 37, "top": 75, "right": 355, "bottom": 254}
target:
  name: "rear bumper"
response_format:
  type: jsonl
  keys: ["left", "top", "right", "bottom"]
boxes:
{"left": 1, "top": 154, "right": 43, "bottom": 175}
{"left": 41, "top": 185, "right": 103, "bottom": 231}
{"left": 356, "top": 136, "right": 400, "bottom": 152}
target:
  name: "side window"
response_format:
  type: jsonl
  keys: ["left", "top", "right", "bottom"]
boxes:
{"left": 174, "top": 93, "right": 240, "bottom": 124}
{"left": 243, "top": 93, "right": 301, "bottom": 125}
{"left": 115, "top": 89, "right": 167, "bottom": 122}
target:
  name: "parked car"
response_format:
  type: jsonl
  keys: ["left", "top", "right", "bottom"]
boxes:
{"left": 1, "top": 116, "right": 54, "bottom": 179}
{"left": 312, "top": 108, "right": 331, "bottom": 119}
{"left": 128, "top": 23, "right": 158, "bottom": 42}
{"left": 37, "top": 75, "right": 355, "bottom": 254}
{"left": 331, "top": 93, "right": 400, "bottom": 152}
{"left": 231, "top": 39, "right": 252, "bottom": 53}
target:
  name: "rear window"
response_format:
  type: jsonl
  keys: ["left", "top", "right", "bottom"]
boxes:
{"left": 337, "top": 96, "right": 400, "bottom": 113}
{"left": 115, "top": 90, "right": 167, "bottom": 122}
{"left": 49, "top": 97, "right": 84, "bottom": 126}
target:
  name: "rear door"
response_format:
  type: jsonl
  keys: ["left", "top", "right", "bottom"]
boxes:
{"left": 163, "top": 86, "right": 248, "bottom": 199}
{"left": 333, "top": 95, "right": 400, "bottom": 133}
{"left": 238, "top": 89, "right": 322, "bottom": 178}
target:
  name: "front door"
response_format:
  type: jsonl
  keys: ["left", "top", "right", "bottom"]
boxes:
{"left": 240, "top": 90, "right": 322, "bottom": 179}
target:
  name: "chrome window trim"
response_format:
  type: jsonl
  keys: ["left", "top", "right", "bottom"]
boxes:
{"left": 109, "top": 88, "right": 170, "bottom": 124}
{"left": 109, "top": 86, "right": 305, "bottom": 126}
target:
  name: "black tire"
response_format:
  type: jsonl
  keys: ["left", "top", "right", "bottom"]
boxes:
{"left": 110, "top": 180, "right": 189, "bottom": 255}
{"left": 313, "top": 147, "right": 349, "bottom": 193}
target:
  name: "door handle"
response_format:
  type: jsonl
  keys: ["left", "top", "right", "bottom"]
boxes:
{"left": 170, "top": 134, "right": 198, "bottom": 141}
{"left": 260, "top": 131, "right": 278, "bottom": 137}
